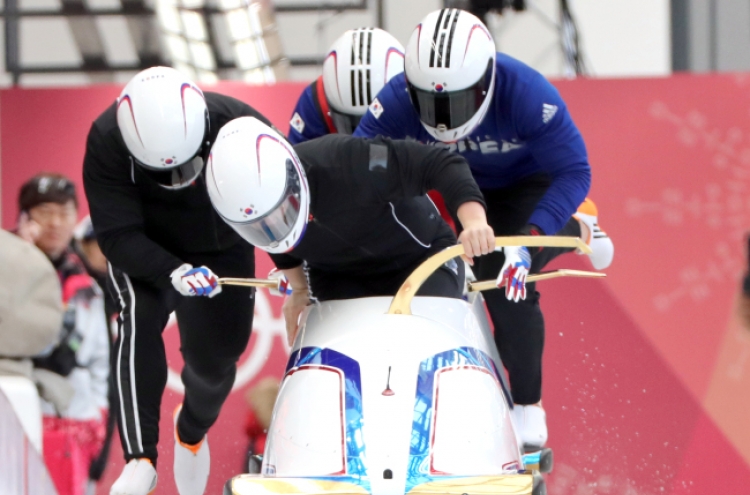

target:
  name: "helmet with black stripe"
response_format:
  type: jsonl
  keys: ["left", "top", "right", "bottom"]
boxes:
{"left": 116, "top": 66, "right": 209, "bottom": 190}
{"left": 322, "top": 27, "right": 405, "bottom": 134}
{"left": 405, "top": 9, "right": 496, "bottom": 143}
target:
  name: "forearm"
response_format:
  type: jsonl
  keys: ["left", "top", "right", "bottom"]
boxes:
{"left": 527, "top": 169, "right": 590, "bottom": 235}
{"left": 98, "top": 228, "right": 184, "bottom": 289}
{"left": 388, "top": 139, "right": 485, "bottom": 214}
{"left": 456, "top": 201, "right": 488, "bottom": 229}
{"left": 281, "top": 265, "right": 309, "bottom": 291}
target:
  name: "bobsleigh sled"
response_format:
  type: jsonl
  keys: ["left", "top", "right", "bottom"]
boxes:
{"left": 222, "top": 237, "right": 602, "bottom": 495}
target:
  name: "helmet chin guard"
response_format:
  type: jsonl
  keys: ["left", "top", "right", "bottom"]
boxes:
{"left": 404, "top": 9, "right": 497, "bottom": 143}
{"left": 206, "top": 117, "right": 310, "bottom": 254}
{"left": 117, "top": 66, "right": 209, "bottom": 188}
{"left": 133, "top": 155, "right": 205, "bottom": 190}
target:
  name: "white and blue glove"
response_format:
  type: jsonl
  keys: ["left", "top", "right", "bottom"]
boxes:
{"left": 267, "top": 268, "right": 293, "bottom": 297}
{"left": 496, "top": 246, "right": 531, "bottom": 302}
{"left": 171, "top": 264, "right": 222, "bottom": 297}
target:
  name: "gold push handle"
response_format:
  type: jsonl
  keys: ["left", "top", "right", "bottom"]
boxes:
{"left": 387, "top": 236, "right": 593, "bottom": 316}
{"left": 217, "top": 277, "right": 281, "bottom": 290}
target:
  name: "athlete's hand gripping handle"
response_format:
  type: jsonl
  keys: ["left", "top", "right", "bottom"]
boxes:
{"left": 496, "top": 246, "right": 531, "bottom": 302}
{"left": 171, "top": 264, "right": 222, "bottom": 297}
{"left": 456, "top": 201, "right": 495, "bottom": 265}
{"left": 267, "top": 268, "right": 293, "bottom": 297}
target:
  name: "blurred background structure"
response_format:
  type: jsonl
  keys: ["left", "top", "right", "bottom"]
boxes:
{"left": 6, "top": 0, "right": 750, "bottom": 86}
{"left": 0, "top": 0, "right": 675, "bottom": 85}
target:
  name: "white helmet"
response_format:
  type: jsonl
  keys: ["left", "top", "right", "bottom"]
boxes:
{"left": 323, "top": 27, "right": 405, "bottom": 134}
{"left": 117, "top": 66, "right": 209, "bottom": 190}
{"left": 405, "top": 9, "right": 496, "bottom": 143}
{"left": 206, "top": 117, "right": 310, "bottom": 254}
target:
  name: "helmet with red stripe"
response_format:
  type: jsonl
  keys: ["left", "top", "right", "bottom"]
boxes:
{"left": 116, "top": 66, "right": 209, "bottom": 190}
{"left": 405, "top": 9, "right": 496, "bottom": 143}
{"left": 206, "top": 117, "right": 310, "bottom": 254}
{"left": 322, "top": 27, "right": 404, "bottom": 134}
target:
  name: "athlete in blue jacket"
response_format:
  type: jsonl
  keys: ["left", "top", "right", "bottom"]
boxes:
{"left": 287, "top": 27, "right": 404, "bottom": 144}
{"left": 355, "top": 8, "right": 614, "bottom": 451}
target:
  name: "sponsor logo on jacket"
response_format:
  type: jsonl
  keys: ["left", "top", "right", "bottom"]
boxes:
{"left": 406, "top": 135, "right": 526, "bottom": 154}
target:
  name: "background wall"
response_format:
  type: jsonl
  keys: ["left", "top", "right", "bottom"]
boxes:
{"left": 488, "top": 0, "right": 670, "bottom": 78}
{"left": 673, "top": 0, "right": 750, "bottom": 72}
{"left": 2, "top": 73, "right": 750, "bottom": 493}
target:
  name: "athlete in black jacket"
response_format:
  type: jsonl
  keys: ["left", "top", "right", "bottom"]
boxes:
{"left": 82, "top": 67, "right": 271, "bottom": 495}
{"left": 206, "top": 117, "right": 496, "bottom": 346}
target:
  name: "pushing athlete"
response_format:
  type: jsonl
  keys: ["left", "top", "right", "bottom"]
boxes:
{"left": 354, "top": 9, "right": 614, "bottom": 451}
{"left": 205, "top": 116, "right": 498, "bottom": 344}
{"left": 83, "top": 66, "right": 272, "bottom": 495}
{"left": 287, "top": 27, "right": 404, "bottom": 143}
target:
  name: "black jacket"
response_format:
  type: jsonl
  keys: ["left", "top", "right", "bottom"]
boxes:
{"left": 83, "top": 92, "right": 271, "bottom": 289}
{"left": 270, "top": 135, "right": 485, "bottom": 275}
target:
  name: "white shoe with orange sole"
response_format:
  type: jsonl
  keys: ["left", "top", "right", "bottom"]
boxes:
{"left": 573, "top": 198, "right": 614, "bottom": 270}
{"left": 174, "top": 404, "right": 210, "bottom": 495}
{"left": 110, "top": 459, "right": 157, "bottom": 495}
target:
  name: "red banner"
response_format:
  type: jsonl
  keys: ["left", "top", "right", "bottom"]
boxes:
{"left": 3, "top": 74, "right": 750, "bottom": 494}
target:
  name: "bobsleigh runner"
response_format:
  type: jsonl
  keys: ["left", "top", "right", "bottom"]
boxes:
{"left": 220, "top": 237, "right": 604, "bottom": 495}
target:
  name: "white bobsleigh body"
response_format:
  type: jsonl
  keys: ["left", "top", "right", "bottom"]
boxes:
{"left": 226, "top": 293, "right": 535, "bottom": 495}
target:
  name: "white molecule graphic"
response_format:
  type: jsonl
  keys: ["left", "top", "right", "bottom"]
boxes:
{"left": 626, "top": 99, "right": 749, "bottom": 312}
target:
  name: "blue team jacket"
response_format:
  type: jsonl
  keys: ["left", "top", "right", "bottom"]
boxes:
{"left": 288, "top": 77, "right": 335, "bottom": 145}
{"left": 353, "top": 53, "right": 591, "bottom": 236}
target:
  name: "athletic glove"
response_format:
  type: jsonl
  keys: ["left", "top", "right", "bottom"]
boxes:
{"left": 496, "top": 246, "right": 531, "bottom": 302}
{"left": 267, "top": 268, "right": 293, "bottom": 297}
{"left": 171, "top": 264, "right": 222, "bottom": 297}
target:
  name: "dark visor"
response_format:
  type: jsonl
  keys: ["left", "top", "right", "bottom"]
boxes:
{"left": 330, "top": 109, "right": 362, "bottom": 135}
{"left": 135, "top": 155, "right": 204, "bottom": 190}
{"left": 407, "top": 59, "right": 494, "bottom": 130}
{"left": 132, "top": 109, "right": 210, "bottom": 189}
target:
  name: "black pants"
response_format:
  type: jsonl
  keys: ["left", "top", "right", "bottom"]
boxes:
{"left": 463, "top": 174, "right": 580, "bottom": 405}
{"left": 107, "top": 241, "right": 255, "bottom": 465}
{"left": 308, "top": 256, "right": 465, "bottom": 302}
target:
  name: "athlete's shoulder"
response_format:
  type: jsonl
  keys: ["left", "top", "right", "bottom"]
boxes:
{"left": 87, "top": 102, "right": 129, "bottom": 160}
{"left": 492, "top": 53, "right": 566, "bottom": 131}
{"left": 91, "top": 102, "right": 119, "bottom": 135}
{"left": 374, "top": 73, "right": 411, "bottom": 106}
{"left": 294, "top": 134, "right": 369, "bottom": 169}
{"left": 288, "top": 83, "right": 328, "bottom": 143}
{"left": 355, "top": 74, "right": 419, "bottom": 138}
{"left": 205, "top": 91, "right": 271, "bottom": 125}
{"left": 494, "top": 53, "right": 556, "bottom": 98}
{"left": 294, "top": 133, "right": 358, "bottom": 158}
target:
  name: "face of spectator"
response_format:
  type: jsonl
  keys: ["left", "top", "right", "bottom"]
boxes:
{"left": 28, "top": 200, "right": 77, "bottom": 259}
{"left": 80, "top": 239, "right": 108, "bottom": 274}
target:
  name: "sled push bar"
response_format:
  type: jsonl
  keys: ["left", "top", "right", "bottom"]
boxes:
{"left": 388, "top": 236, "right": 603, "bottom": 316}
{"left": 468, "top": 268, "right": 606, "bottom": 292}
{"left": 217, "top": 277, "right": 282, "bottom": 290}
{"left": 216, "top": 236, "right": 605, "bottom": 316}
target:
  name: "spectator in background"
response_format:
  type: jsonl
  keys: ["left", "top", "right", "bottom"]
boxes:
{"left": 17, "top": 173, "right": 110, "bottom": 495}
{"left": 74, "top": 215, "right": 117, "bottom": 320}
{"left": 73, "top": 215, "right": 119, "bottom": 488}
